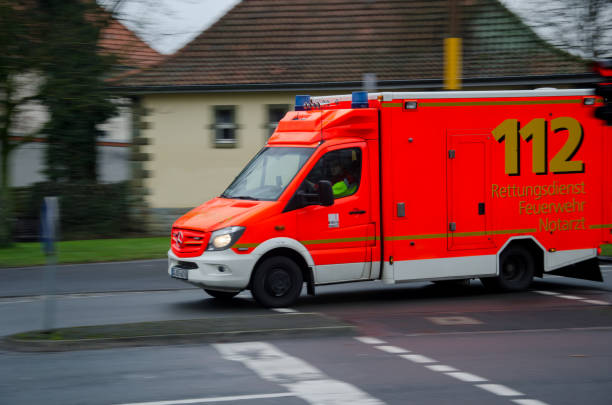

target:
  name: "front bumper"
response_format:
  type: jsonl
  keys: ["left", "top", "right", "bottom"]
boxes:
{"left": 168, "top": 249, "right": 258, "bottom": 292}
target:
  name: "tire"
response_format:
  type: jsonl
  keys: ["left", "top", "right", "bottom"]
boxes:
{"left": 481, "top": 245, "right": 535, "bottom": 291}
{"left": 204, "top": 289, "right": 239, "bottom": 300}
{"left": 251, "top": 256, "right": 303, "bottom": 308}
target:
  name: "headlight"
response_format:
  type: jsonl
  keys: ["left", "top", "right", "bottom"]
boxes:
{"left": 207, "top": 226, "right": 246, "bottom": 251}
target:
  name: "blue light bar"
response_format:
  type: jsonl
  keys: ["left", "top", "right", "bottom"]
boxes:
{"left": 295, "top": 95, "right": 310, "bottom": 111}
{"left": 351, "top": 91, "right": 369, "bottom": 108}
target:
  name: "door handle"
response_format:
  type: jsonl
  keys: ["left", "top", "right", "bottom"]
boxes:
{"left": 349, "top": 210, "right": 366, "bottom": 215}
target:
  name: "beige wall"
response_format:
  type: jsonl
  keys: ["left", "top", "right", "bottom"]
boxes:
{"left": 141, "top": 92, "right": 300, "bottom": 209}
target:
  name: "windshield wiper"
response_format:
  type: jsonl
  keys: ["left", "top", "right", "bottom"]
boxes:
{"left": 229, "top": 195, "right": 259, "bottom": 201}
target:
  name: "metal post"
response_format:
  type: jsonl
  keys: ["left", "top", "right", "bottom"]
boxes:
{"left": 41, "top": 196, "right": 59, "bottom": 332}
{"left": 444, "top": 0, "right": 462, "bottom": 90}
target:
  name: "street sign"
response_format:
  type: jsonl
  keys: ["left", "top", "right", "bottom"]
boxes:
{"left": 41, "top": 196, "right": 59, "bottom": 255}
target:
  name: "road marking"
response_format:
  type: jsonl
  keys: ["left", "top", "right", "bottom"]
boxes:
{"left": 425, "top": 364, "right": 458, "bottom": 372}
{"left": 375, "top": 345, "right": 410, "bottom": 354}
{"left": 445, "top": 372, "right": 488, "bottom": 382}
{"left": 113, "top": 392, "right": 296, "bottom": 405}
{"left": 403, "top": 326, "right": 612, "bottom": 338}
{"left": 557, "top": 294, "right": 584, "bottom": 300}
{"left": 355, "top": 336, "right": 549, "bottom": 404}
{"left": 400, "top": 354, "right": 437, "bottom": 364}
{"left": 476, "top": 384, "right": 523, "bottom": 396}
{"left": 0, "top": 290, "right": 193, "bottom": 302}
{"left": 272, "top": 308, "right": 298, "bottom": 313}
{"left": 533, "top": 290, "right": 610, "bottom": 305}
{"left": 0, "top": 299, "right": 34, "bottom": 304}
{"left": 582, "top": 299, "right": 609, "bottom": 305}
{"left": 354, "top": 336, "right": 386, "bottom": 345}
{"left": 512, "top": 399, "right": 550, "bottom": 405}
{"left": 215, "top": 342, "right": 384, "bottom": 405}
{"left": 532, "top": 290, "right": 560, "bottom": 296}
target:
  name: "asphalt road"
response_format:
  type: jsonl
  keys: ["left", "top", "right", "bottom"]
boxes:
{"left": 0, "top": 259, "right": 186, "bottom": 298}
{"left": 1, "top": 261, "right": 611, "bottom": 404}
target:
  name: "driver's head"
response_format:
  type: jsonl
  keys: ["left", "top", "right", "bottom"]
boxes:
{"left": 331, "top": 161, "right": 342, "bottom": 177}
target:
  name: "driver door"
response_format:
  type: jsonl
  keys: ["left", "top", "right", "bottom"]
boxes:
{"left": 295, "top": 144, "right": 374, "bottom": 284}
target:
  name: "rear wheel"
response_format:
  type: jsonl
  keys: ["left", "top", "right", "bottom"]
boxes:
{"left": 204, "top": 289, "right": 239, "bottom": 300}
{"left": 481, "top": 245, "right": 535, "bottom": 291}
{"left": 251, "top": 256, "right": 303, "bottom": 308}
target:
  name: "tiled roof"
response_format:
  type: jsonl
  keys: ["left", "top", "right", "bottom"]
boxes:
{"left": 99, "top": 17, "right": 163, "bottom": 70}
{"left": 115, "top": 0, "right": 590, "bottom": 90}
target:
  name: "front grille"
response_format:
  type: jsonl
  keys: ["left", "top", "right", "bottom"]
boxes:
{"left": 177, "top": 261, "right": 198, "bottom": 269}
{"left": 171, "top": 227, "right": 209, "bottom": 257}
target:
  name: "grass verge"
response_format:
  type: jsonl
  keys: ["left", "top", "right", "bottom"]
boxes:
{"left": 0, "top": 237, "right": 169, "bottom": 268}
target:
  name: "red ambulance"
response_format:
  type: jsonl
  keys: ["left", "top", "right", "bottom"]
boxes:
{"left": 169, "top": 84, "right": 611, "bottom": 308}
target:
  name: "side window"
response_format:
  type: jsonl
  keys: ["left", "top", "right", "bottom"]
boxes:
{"left": 213, "top": 106, "right": 237, "bottom": 148}
{"left": 301, "top": 148, "right": 362, "bottom": 199}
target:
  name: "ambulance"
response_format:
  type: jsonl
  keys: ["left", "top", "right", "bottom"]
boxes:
{"left": 168, "top": 79, "right": 611, "bottom": 308}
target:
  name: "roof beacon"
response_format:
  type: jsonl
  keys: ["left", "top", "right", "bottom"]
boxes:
{"left": 352, "top": 91, "right": 369, "bottom": 109}
{"left": 295, "top": 95, "right": 310, "bottom": 111}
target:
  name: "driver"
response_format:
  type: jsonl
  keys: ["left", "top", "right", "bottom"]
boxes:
{"left": 330, "top": 160, "right": 357, "bottom": 198}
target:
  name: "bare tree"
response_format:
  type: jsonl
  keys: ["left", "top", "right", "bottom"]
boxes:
{"left": 503, "top": 0, "right": 612, "bottom": 60}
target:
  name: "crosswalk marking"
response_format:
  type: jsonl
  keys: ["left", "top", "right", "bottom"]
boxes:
{"left": 214, "top": 342, "right": 384, "bottom": 404}
{"left": 400, "top": 354, "right": 437, "bottom": 364}
{"left": 512, "top": 399, "right": 551, "bottom": 405}
{"left": 354, "top": 336, "right": 386, "bottom": 345}
{"left": 533, "top": 290, "right": 610, "bottom": 305}
{"left": 356, "top": 336, "right": 550, "bottom": 404}
{"left": 375, "top": 345, "right": 410, "bottom": 354}
{"left": 445, "top": 372, "right": 488, "bottom": 382}
{"left": 476, "top": 384, "right": 523, "bottom": 396}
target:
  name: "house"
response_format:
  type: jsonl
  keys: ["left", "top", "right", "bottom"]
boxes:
{"left": 113, "top": 0, "right": 595, "bottom": 233}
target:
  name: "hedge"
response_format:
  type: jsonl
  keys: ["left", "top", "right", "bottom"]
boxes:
{"left": 12, "top": 181, "right": 139, "bottom": 241}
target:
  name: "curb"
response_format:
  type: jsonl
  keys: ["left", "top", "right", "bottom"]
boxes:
{"left": 2, "top": 312, "right": 355, "bottom": 352}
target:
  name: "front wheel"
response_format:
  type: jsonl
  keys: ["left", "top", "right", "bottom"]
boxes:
{"left": 251, "top": 256, "right": 303, "bottom": 308}
{"left": 481, "top": 245, "right": 535, "bottom": 291}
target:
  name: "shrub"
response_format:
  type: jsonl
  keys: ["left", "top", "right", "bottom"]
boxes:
{"left": 13, "top": 181, "right": 137, "bottom": 240}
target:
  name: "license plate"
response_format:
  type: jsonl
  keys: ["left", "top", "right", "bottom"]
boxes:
{"left": 171, "top": 266, "right": 189, "bottom": 280}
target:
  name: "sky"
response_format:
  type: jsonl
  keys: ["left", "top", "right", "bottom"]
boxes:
{"left": 99, "top": 0, "right": 241, "bottom": 54}
{"left": 100, "top": 0, "right": 611, "bottom": 58}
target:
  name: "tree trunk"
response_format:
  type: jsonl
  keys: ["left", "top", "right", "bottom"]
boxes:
{"left": 0, "top": 140, "right": 14, "bottom": 248}
{"left": 0, "top": 76, "right": 15, "bottom": 247}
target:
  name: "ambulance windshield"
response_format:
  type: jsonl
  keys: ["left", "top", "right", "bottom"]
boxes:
{"left": 221, "top": 147, "right": 315, "bottom": 201}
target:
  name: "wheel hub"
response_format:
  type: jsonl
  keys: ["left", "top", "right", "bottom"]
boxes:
{"left": 503, "top": 257, "right": 523, "bottom": 280}
{"left": 266, "top": 268, "right": 291, "bottom": 296}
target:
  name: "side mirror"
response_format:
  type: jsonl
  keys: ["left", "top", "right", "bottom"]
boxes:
{"left": 318, "top": 180, "right": 334, "bottom": 206}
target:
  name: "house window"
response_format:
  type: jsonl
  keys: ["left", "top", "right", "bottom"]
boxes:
{"left": 266, "top": 104, "right": 289, "bottom": 138}
{"left": 213, "top": 106, "right": 237, "bottom": 148}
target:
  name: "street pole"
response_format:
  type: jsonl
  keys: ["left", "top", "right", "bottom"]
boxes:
{"left": 41, "top": 196, "right": 59, "bottom": 332}
{"left": 444, "top": 0, "right": 462, "bottom": 90}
